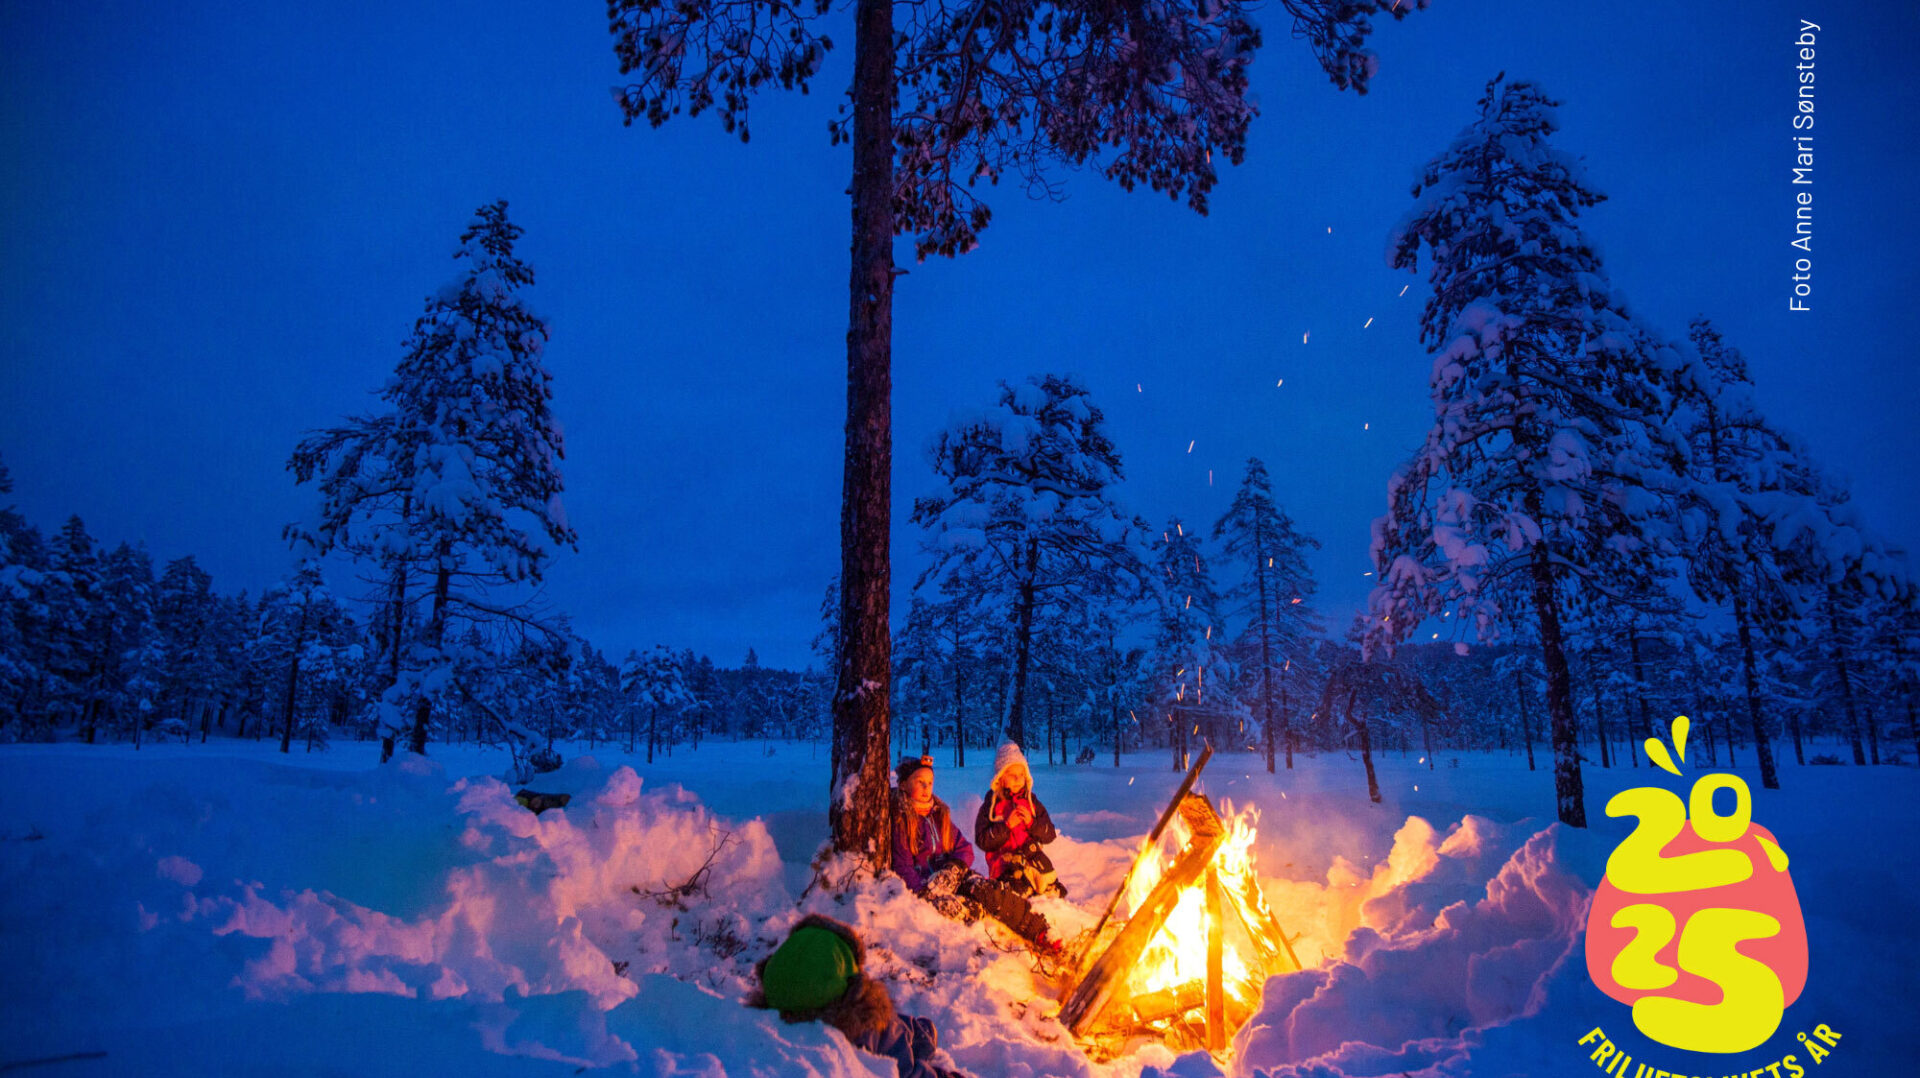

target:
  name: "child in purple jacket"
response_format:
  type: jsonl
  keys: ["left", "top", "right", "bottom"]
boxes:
{"left": 892, "top": 755, "right": 1060, "bottom": 956}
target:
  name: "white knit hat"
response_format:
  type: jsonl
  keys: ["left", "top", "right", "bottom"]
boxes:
{"left": 992, "top": 742, "right": 1030, "bottom": 790}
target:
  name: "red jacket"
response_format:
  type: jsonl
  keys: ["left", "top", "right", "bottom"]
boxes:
{"left": 974, "top": 790, "right": 1057, "bottom": 880}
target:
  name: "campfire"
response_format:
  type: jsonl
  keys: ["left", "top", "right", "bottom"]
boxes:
{"left": 1060, "top": 747, "right": 1302, "bottom": 1058}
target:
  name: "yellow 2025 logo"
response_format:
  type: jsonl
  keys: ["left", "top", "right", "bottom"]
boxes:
{"left": 1584, "top": 717, "right": 1808, "bottom": 1054}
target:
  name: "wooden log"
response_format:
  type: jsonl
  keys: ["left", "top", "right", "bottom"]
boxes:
{"left": 1129, "top": 983, "right": 1205, "bottom": 1025}
{"left": 1061, "top": 793, "right": 1225, "bottom": 1035}
{"left": 1219, "top": 876, "right": 1286, "bottom": 976}
{"left": 1238, "top": 874, "right": 1304, "bottom": 973}
{"left": 1081, "top": 744, "right": 1215, "bottom": 956}
{"left": 1205, "top": 867, "right": 1225, "bottom": 1053}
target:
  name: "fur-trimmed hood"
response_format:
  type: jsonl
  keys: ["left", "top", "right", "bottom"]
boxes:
{"left": 747, "top": 913, "right": 896, "bottom": 1040}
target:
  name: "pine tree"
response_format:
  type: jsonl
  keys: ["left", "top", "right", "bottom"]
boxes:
{"left": 1213, "top": 458, "right": 1321, "bottom": 771}
{"left": 1145, "top": 519, "right": 1236, "bottom": 770}
{"left": 1367, "top": 77, "right": 1689, "bottom": 828}
{"left": 92, "top": 542, "right": 157, "bottom": 743}
{"left": 290, "top": 202, "right": 576, "bottom": 760}
{"left": 912, "top": 373, "right": 1148, "bottom": 746}
{"left": 44, "top": 516, "right": 102, "bottom": 728}
{"left": 256, "top": 561, "right": 348, "bottom": 754}
{"left": 605, "top": 0, "right": 1425, "bottom": 869}
{"left": 621, "top": 644, "right": 691, "bottom": 763}
{"left": 154, "top": 555, "right": 219, "bottom": 745}
{"left": 1671, "top": 318, "right": 1849, "bottom": 788}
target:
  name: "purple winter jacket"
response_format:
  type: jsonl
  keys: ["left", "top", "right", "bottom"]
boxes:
{"left": 891, "top": 795, "right": 975, "bottom": 891}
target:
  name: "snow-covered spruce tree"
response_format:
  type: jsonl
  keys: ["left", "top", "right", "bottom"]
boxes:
{"left": 1368, "top": 77, "right": 1690, "bottom": 827}
{"left": 924, "top": 568, "right": 1001, "bottom": 766}
{"left": 0, "top": 457, "right": 37, "bottom": 736}
{"left": 621, "top": 644, "right": 691, "bottom": 764}
{"left": 913, "top": 374, "right": 1149, "bottom": 748}
{"left": 153, "top": 555, "right": 221, "bottom": 746}
{"left": 891, "top": 596, "right": 941, "bottom": 756}
{"left": 1669, "top": 317, "right": 1842, "bottom": 788}
{"left": 1145, "top": 519, "right": 1237, "bottom": 771}
{"left": 41, "top": 517, "right": 101, "bottom": 730}
{"left": 1213, "top": 457, "right": 1321, "bottom": 772}
{"left": 1029, "top": 594, "right": 1104, "bottom": 765}
{"left": 255, "top": 560, "right": 350, "bottom": 754}
{"left": 89, "top": 542, "right": 157, "bottom": 744}
{"left": 605, "top": 0, "right": 1425, "bottom": 870}
{"left": 290, "top": 202, "right": 576, "bottom": 761}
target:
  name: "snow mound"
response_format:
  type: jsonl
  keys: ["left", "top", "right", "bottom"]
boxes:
{"left": 1233, "top": 822, "right": 1589, "bottom": 1077}
{"left": 2, "top": 746, "right": 1599, "bottom": 1078}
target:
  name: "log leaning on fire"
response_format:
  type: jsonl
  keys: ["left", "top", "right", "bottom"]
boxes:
{"left": 1082, "top": 743, "right": 1214, "bottom": 952}
{"left": 1060, "top": 793, "right": 1226, "bottom": 1036}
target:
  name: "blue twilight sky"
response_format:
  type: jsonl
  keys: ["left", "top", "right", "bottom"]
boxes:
{"left": 3, "top": 1, "right": 1916, "bottom": 668}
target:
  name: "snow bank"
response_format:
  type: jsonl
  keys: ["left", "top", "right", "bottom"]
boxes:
{"left": 1234, "top": 820, "right": 1588, "bottom": 1078}
{"left": 0, "top": 744, "right": 1600, "bottom": 1077}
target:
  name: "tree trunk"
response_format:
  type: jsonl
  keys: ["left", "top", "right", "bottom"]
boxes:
{"left": 1046, "top": 687, "right": 1056, "bottom": 765}
{"left": 1720, "top": 698, "right": 1737, "bottom": 767}
{"left": 1732, "top": 598, "right": 1780, "bottom": 788}
{"left": 380, "top": 548, "right": 408, "bottom": 764}
{"left": 1530, "top": 548, "right": 1586, "bottom": 827}
{"left": 1908, "top": 694, "right": 1918, "bottom": 769}
{"left": 408, "top": 559, "right": 450, "bottom": 757}
{"left": 1789, "top": 708, "right": 1806, "bottom": 765}
{"left": 1005, "top": 538, "right": 1039, "bottom": 744}
{"left": 1515, "top": 667, "right": 1537, "bottom": 772}
{"left": 953, "top": 667, "right": 966, "bottom": 768}
{"left": 1593, "top": 676, "right": 1611, "bottom": 769}
{"left": 1257, "top": 550, "right": 1275, "bottom": 774}
{"left": 1348, "top": 688, "right": 1380, "bottom": 804}
{"left": 648, "top": 705, "right": 657, "bottom": 764}
{"left": 1831, "top": 604, "right": 1865, "bottom": 765}
{"left": 1282, "top": 681, "right": 1294, "bottom": 769}
{"left": 279, "top": 601, "right": 311, "bottom": 755}
{"left": 827, "top": 0, "right": 897, "bottom": 870}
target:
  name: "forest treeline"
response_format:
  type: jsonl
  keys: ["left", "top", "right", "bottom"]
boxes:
{"left": 5, "top": 82, "right": 1917, "bottom": 826}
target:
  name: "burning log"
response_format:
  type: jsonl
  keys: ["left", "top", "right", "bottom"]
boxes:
{"left": 1128, "top": 983, "right": 1205, "bottom": 1025}
{"left": 1205, "top": 867, "right": 1225, "bottom": 1053}
{"left": 1080, "top": 743, "right": 1215, "bottom": 960}
{"left": 1060, "top": 793, "right": 1225, "bottom": 1035}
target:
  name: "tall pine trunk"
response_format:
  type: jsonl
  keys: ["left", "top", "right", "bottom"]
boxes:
{"left": 408, "top": 557, "right": 450, "bottom": 757}
{"left": 1515, "top": 666, "right": 1537, "bottom": 772}
{"left": 1348, "top": 688, "right": 1380, "bottom": 804}
{"left": 1256, "top": 549, "right": 1276, "bottom": 773}
{"left": 1628, "top": 631, "right": 1652, "bottom": 768}
{"left": 1829, "top": 599, "right": 1865, "bottom": 765}
{"left": 827, "top": 0, "right": 896, "bottom": 869}
{"left": 952, "top": 666, "right": 966, "bottom": 768}
{"left": 1282, "top": 680, "right": 1294, "bottom": 770}
{"left": 1734, "top": 597, "right": 1780, "bottom": 787}
{"left": 279, "top": 600, "right": 311, "bottom": 754}
{"left": 379, "top": 537, "right": 409, "bottom": 763}
{"left": 1530, "top": 547, "right": 1586, "bottom": 827}
{"left": 1592, "top": 671, "right": 1611, "bottom": 769}
{"left": 1005, "top": 538, "right": 1039, "bottom": 744}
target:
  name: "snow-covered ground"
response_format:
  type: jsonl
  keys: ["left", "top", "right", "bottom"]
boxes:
{"left": 1, "top": 736, "right": 1911, "bottom": 1077}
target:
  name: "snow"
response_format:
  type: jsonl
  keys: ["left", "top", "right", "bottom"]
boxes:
{"left": 2, "top": 738, "right": 1913, "bottom": 1077}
